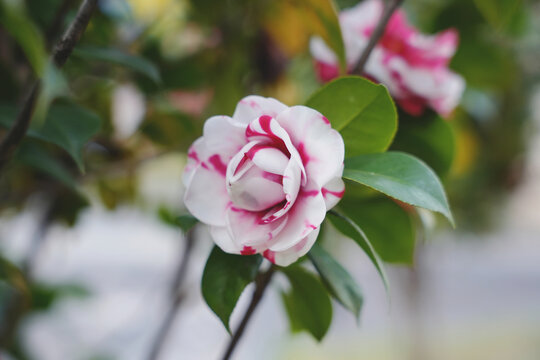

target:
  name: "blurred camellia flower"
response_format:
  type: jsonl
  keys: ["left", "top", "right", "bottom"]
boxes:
{"left": 310, "top": 0, "right": 465, "bottom": 117}
{"left": 183, "top": 96, "right": 345, "bottom": 266}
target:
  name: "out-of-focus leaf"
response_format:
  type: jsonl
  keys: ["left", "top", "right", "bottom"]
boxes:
{"left": 305, "top": 76, "right": 397, "bottom": 157}
{"left": 30, "top": 283, "right": 89, "bottom": 312}
{"left": 473, "top": 0, "right": 523, "bottom": 31}
{"left": 30, "top": 103, "right": 101, "bottom": 172}
{"left": 344, "top": 152, "right": 454, "bottom": 225}
{"left": 97, "top": 175, "right": 136, "bottom": 210}
{"left": 0, "top": 0, "right": 47, "bottom": 75}
{"left": 16, "top": 141, "right": 77, "bottom": 188}
{"left": 73, "top": 46, "right": 161, "bottom": 83}
{"left": 281, "top": 265, "right": 332, "bottom": 341}
{"left": 158, "top": 207, "right": 198, "bottom": 232}
{"left": 340, "top": 196, "right": 415, "bottom": 264}
{"left": 327, "top": 211, "right": 389, "bottom": 291}
{"left": 49, "top": 189, "right": 89, "bottom": 226}
{"left": 451, "top": 37, "right": 517, "bottom": 90}
{"left": 0, "top": 102, "right": 101, "bottom": 172}
{"left": 201, "top": 246, "right": 262, "bottom": 332}
{"left": 265, "top": 0, "right": 346, "bottom": 71}
{"left": 390, "top": 111, "right": 455, "bottom": 177}
{"left": 34, "top": 63, "right": 70, "bottom": 123}
{"left": 309, "top": 243, "right": 363, "bottom": 318}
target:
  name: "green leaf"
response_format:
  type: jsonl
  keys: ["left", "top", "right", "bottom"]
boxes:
{"left": 326, "top": 211, "right": 389, "bottom": 292}
{"left": 281, "top": 266, "right": 332, "bottom": 341}
{"left": 73, "top": 46, "right": 161, "bottom": 83}
{"left": 0, "top": 102, "right": 101, "bottom": 172}
{"left": 308, "top": 244, "right": 363, "bottom": 318}
{"left": 16, "top": 141, "right": 77, "bottom": 188}
{"left": 31, "top": 103, "right": 101, "bottom": 172}
{"left": 340, "top": 196, "right": 415, "bottom": 264}
{"left": 0, "top": 0, "right": 47, "bottom": 76}
{"left": 473, "top": 0, "right": 523, "bottom": 31}
{"left": 305, "top": 76, "right": 397, "bottom": 157}
{"left": 304, "top": 0, "right": 347, "bottom": 72}
{"left": 344, "top": 152, "right": 454, "bottom": 225}
{"left": 157, "top": 207, "right": 199, "bottom": 232}
{"left": 390, "top": 111, "right": 455, "bottom": 177}
{"left": 201, "top": 247, "right": 262, "bottom": 332}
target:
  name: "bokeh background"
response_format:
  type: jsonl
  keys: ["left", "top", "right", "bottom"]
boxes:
{"left": 1, "top": 0, "right": 540, "bottom": 359}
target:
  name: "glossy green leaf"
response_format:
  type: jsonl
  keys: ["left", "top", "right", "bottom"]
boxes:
{"left": 327, "top": 211, "right": 389, "bottom": 291}
{"left": 305, "top": 76, "right": 397, "bottom": 156}
{"left": 390, "top": 111, "right": 455, "bottom": 177}
{"left": 309, "top": 244, "right": 363, "bottom": 318}
{"left": 340, "top": 196, "right": 415, "bottom": 264}
{"left": 0, "top": 0, "right": 47, "bottom": 76}
{"left": 281, "top": 266, "right": 332, "bottom": 341}
{"left": 73, "top": 46, "right": 161, "bottom": 83}
{"left": 201, "top": 247, "right": 262, "bottom": 332}
{"left": 344, "top": 152, "right": 454, "bottom": 225}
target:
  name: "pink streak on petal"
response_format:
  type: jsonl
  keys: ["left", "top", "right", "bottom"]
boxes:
{"left": 187, "top": 149, "right": 199, "bottom": 162}
{"left": 321, "top": 187, "right": 345, "bottom": 199}
{"left": 262, "top": 172, "right": 283, "bottom": 184}
{"left": 314, "top": 61, "right": 340, "bottom": 82}
{"left": 240, "top": 246, "right": 257, "bottom": 255}
{"left": 321, "top": 115, "right": 330, "bottom": 125}
{"left": 302, "top": 189, "right": 319, "bottom": 197}
{"left": 263, "top": 249, "right": 276, "bottom": 264}
{"left": 296, "top": 142, "right": 311, "bottom": 166}
{"left": 208, "top": 155, "right": 228, "bottom": 177}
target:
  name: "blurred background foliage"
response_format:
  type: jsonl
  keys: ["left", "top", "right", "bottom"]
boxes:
{"left": 0, "top": 0, "right": 539, "bottom": 358}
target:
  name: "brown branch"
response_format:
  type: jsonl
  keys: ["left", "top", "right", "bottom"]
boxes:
{"left": 352, "top": 0, "right": 404, "bottom": 75}
{"left": 0, "top": 0, "right": 98, "bottom": 174}
{"left": 221, "top": 266, "right": 276, "bottom": 360}
{"left": 146, "top": 229, "right": 196, "bottom": 360}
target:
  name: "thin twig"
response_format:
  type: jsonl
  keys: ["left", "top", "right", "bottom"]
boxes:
{"left": 46, "top": 0, "right": 78, "bottom": 47}
{"left": 352, "top": 0, "right": 404, "bottom": 75}
{"left": 146, "top": 229, "right": 196, "bottom": 360}
{"left": 221, "top": 266, "right": 276, "bottom": 360}
{"left": 0, "top": 0, "right": 98, "bottom": 174}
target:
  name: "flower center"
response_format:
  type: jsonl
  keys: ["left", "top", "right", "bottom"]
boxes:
{"left": 227, "top": 146, "right": 289, "bottom": 212}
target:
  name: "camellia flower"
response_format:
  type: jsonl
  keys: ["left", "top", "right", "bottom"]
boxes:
{"left": 310, "top": 0, "right": 465, "bottom": 117}
{"left": 183, "top": 96, "right": 345, "bottom": 266}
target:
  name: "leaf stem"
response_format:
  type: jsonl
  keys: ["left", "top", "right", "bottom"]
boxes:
{"left": 352, "top": 0, "right": 404, "bottom": 75}
{"left": 0, "top": 0, "right": 98, "bottom": 174}
{"left": 220, "top": 266, "right": 276, "bottom": 360}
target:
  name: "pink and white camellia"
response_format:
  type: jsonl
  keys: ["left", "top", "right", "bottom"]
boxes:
{"left": 183, "top": 96, "right": 345, "bottom": 266}
{"left": 310, "top": 0, "right": 465, "bottom": 117}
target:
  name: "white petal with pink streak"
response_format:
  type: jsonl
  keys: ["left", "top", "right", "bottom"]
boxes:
{"left": 226, "top": 208, "right": 289, "bottom": 247}
{"left": 276, "top": 106, "right": 345, "bottom": 187}
{"left": 268, "top": 184, "right": 326, "bottom": 252}
{"left": 232, "top": 95, "right": 288, "bottom": 124}
{"left": 266, "top": 227, "right": 320, "bottom": 267}
{"left": 184, "top": 165, "right": 230, "bottom": 226}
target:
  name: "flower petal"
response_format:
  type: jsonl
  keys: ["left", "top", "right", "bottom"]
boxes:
{"left": 202, "top": 115, "right": 247, "bottom": 163}
{"left": 226, "top": 207, "right": 289, "bottom": 248}
{"left": 210, "top": 225, "right": 242, "bottom": 254}
{"left": 268, "top": 184, "right": 326, "bottom": 252}
{"left": 184, "top": 165, "right": 230, "bottom": 226}
{"left": 322, "top": 174, "right": 345, "bottom": 210}
{"left": 264, "top": 227, "right": 320, "bottom": 267}
{"left": 275, "top": 106, "right": 345, "bottom": 187}
{"left": 232, "top": 95, "right": 288, "bottom": 124}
